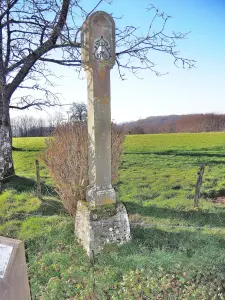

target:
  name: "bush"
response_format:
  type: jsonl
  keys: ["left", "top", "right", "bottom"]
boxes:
{"left": 42, "top": 122, "right": 125, "bottom": 216}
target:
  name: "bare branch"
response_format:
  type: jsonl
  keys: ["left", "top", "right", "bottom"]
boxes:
{"left": 39, "top": 57, "right": 81, "bottom": 66}
{"left": 6, "top": 0, "right": 70, "bottom": 98}
{"left": 0, "top": 0, "right": 19, "bottom": 21}
{"left": 114, "top": 5, "right": 196, "bottom": 77}
{"left": 0, "top": 0, "right": 195, "bottom": 112}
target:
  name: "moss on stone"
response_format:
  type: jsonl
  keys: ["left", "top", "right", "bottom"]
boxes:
{"left": 79, "top": 200, "right": 89, "bottom": 208}
{"left": 90, "top": 203, "right": 118, "bottom": 220}
{"left": 77, "top": 201, "right": 119, "bottom": 220}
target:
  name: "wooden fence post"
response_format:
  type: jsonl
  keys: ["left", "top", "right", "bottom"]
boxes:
{"left": 35, "top": 159, "right": 41, "bottom": 198}
{"left": 194, "top": 164, "right": 205, "bottom": 208}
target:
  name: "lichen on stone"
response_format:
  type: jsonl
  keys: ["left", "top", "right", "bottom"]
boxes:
{"left": 90, "top": 203, "right": 118, "bottom": 220}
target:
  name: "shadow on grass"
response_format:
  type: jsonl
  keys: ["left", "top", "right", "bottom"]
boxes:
{"left": 124, "top": 150, "right": 225, "bottom": 158}
{"left": 98, "top": 225, "right": 225, "bottom": 278}
{"left": 3, "top": 175, "right": 56, "bottom": 196}
{"left": 125, "top": 202, "right": 225, "bottom": 227}
{"left": 128, "top": 226, "right": 225, "bottom": 260}
{"left": 37, "top": 198, "right": 67, "bottom": 216}
{"left": 12, "top": 146, "right": 23, "bottom": 151}
{"left": 0, "top": 199, "right": 67, "bottom": 228}
{"left": 131, "top": 226, "right": 209, "bottom": 252}
{"left": 3, "top": 175, "right": 35, "bottom": 192}
{"left": 12, "top": 146, "right": 41, "bottom": 152}
{"left": 202, "top": 189, "right": 225, "bottom": 198}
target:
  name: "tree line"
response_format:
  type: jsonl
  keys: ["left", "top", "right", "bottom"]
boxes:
{"left": 11, "top": 102, "right": 88, "bottom": 137}
{"left": 124, "top": 113, "right": 225, "bottom": 134}
{"left": 12, "top": 112, "right": 225, "bottom": 137}
{"left": 11, "top": 115, "right": 55, "bottom": 137}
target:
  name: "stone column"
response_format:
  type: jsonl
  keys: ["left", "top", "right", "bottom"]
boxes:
{"left": 75, "top": 11, "right": 130, "bottom": 257}
{"left": 82, "top": 11, "right": 116, "bottom": 206}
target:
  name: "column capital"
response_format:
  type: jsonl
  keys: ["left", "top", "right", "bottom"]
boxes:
{"left": 81, "top": 11, "right": 116, "bottom": 70}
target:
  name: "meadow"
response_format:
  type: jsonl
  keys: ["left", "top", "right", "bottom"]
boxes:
{"left": 0, "top": 133, "right": 225, "bottom": 299}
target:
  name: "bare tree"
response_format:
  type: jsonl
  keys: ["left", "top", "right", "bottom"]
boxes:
{"left": 0, "top": 0, "right": 195, "bottom": 181}
{"left": 11, "top": 115, "right": 46, "bottom": 136}
{"left": 70, "top": 102, "right": 87, "bottom": 122}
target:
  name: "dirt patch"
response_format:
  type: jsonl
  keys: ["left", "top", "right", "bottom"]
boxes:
{"left": 213, "top": 197, "right": 225, "bottom": 206}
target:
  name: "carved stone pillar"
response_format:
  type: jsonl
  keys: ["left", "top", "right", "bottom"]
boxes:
{"left": 75, "top": 11, "right": 130, "bottom": 257}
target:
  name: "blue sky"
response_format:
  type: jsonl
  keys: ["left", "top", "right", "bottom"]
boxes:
{"left": 11, "top": 0, "right": 225, "bottom": 123}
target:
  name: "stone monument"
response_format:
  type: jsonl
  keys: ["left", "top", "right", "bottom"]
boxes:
{"left": 75, "top": 11, "right": 130, "bottom": 257}
{"left": 0, "top": 236, "right": 31, "bottom": 300}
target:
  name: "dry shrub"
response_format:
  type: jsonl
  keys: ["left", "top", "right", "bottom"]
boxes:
{"left": 42, "top": 122, "right": 88, "bottom": 215}
{"left": 42, "top": 122, "right": 125, "bottom": 216}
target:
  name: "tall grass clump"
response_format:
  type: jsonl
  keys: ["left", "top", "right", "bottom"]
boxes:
{"left": 42, "top": 122, "right": 125, "bottom": 216}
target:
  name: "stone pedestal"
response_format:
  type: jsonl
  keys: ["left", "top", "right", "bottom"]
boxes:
{"left": 0, "top": 236, "right": 31, "bottom": 300}
{"left": 86, "top": 185, "right": 116, "bottom": 206}
{"left": 75, "top": 202, "right": 130, "bottom": 257}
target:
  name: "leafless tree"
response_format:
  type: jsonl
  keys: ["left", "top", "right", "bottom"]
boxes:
{"left": 0, "top": 0, "right": 195, "bottom": 180}
{"left": 70, "top": 102, "right": 87, "bottom": 122}
{"left": 11, "top": 115, "right": 47, "bottom": 136}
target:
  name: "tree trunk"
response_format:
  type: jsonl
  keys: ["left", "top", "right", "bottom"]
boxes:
{"left": 0, "top": 94, "right": 14, "bottom": 182}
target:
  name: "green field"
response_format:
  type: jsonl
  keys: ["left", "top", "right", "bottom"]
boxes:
{"left": 1, "top": 133, "right": 225, "bottom": 299}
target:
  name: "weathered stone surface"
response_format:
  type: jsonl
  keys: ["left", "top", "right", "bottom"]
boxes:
{"left": 0, "top": 244, "right": 13, "bottom": 279}
{"left": 86, "top": 185, "right": 116, "bottom": 206}
{"left": 81, "top": 11, "right": 115, "bottom": 69}
{"left": 75, "top": 202, "right": 131, "bottom": 257}
{"left": 81, "top": 11, "right": 116, "bottom": 207}
{"left": 0, "top": 236, "right": 31, "bottom": 300}
{"left": 75, "top": 11, "right": 131, "bottom": 256}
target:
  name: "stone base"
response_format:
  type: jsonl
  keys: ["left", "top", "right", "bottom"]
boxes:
{"left": 0, "top": 236, "right": 31, "bottom": 300}
{"left": 74, "top": 202, "right": 131, "bottom": 257}
{"left": 86, "top": 185, "right": 116, "bottom": 206}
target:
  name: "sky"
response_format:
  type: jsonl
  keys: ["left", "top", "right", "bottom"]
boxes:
{"left": 11, "top": 0, "right": 225, "bottom": 123}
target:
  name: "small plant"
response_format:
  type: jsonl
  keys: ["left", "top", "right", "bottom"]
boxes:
{"left": 113, "top": 268, "right": 225, "bottom": 299}
{"left": 42, "top": 122, "right": 125, "bottom": 216}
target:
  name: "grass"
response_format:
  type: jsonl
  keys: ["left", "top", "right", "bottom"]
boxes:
{"left": 12, "top": 137, "right": 51, "bottom": 182}
{"left": 120, "top": 133, "right": 225, "bottom": 228}
{"left": 0, "top": 133, "right": 225, "bottom": 299}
